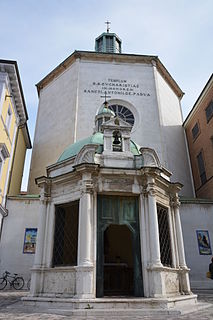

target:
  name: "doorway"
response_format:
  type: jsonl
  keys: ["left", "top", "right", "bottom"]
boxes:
{"left": 104, "top": 224, "right": 133, "bottom": 296}
{"left": 96, "top": 195, "right": 143, "bottom": 297}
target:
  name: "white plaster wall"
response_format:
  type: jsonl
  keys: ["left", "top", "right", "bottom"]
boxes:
{"left": 28, "top": 61, "right": 79, "bottom": 193}
{"left": 180, "top": 202, "right": 213, "bottom": 289}
{"left": 28, "top": 59, "right": 163, "bottom": 193}
{"left": 156, "top": 71, "right": 193, "bottom": 196}
{"left": 0, "top": 198, "right": 39, "bottom": 282}
{"left": 76, "top": 60, "right": 162, "bottom": 156}
{"left": 28, "top": 56, "right": 193, "bottom": 197}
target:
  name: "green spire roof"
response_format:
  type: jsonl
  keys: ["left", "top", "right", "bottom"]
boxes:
{"left": 95, "top": 32, "right": 122, "bottom": 53}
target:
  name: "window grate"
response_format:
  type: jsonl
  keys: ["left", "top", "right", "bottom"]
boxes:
{"left": 53, "top": 201, "right": 79, "bottom": 266}
{"left": 157, "top": 205, "right": 172, "bottom": 267}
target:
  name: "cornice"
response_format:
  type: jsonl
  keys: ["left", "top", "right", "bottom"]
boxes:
{"left": 0, "top": 60, "right": 31, "bottom": 148}
{"left": 183, "top": 73, "right": 213, "bottom": 127}
{"left": 36, "top": 51, "right": 184, "bottom": 98}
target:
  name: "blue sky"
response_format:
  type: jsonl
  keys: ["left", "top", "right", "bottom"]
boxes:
{"left": 0, "top": 0, "right": 212, "bottom": 190}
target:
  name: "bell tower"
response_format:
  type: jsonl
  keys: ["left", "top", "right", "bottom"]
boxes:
{"left": 101, "top": 116, "right": 134, "bottom": 168}
{"left": 95, "top": 21, "right": 122, "bottom": 53}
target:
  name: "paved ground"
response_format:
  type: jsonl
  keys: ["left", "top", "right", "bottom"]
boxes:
{"left": 1, "top": 290, "right": 213, "bottom": 319}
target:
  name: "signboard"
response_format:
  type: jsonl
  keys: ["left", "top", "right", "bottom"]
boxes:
{"left": 83, "top": 78, "right": 151, "bottom": 97}
{"left": 196, "top": 230, "right": 212, "bottom": 255}
{"left": 23, "top": 228, "right": 37, "bottom": 254}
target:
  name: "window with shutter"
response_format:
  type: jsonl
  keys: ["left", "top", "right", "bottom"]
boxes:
{"left": 192, "top": 122, "right": 200, "bottom": 140}
{"left": 205, "top": 101, "right": 213, "bottom": 123}
{"left": 197, "top": 151, "right": 207, "bottom": 185}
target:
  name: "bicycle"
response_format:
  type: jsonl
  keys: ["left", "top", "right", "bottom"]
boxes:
{"left": 0, "top": 271, "right": 25, "bottom": 290}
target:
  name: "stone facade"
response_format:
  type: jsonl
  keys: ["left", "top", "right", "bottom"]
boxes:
{"left": 26, "top": 118, "right": 196, "bottom": 310}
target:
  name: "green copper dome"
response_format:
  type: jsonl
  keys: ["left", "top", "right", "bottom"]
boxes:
{"left": 57, "top": 132, "right": 104, "bottom": 162}
{"left": 57, "top": 132, "right": 141, "bottom": 163}
{"left": 98, "top": 106, "right": 115, "bottom": 116}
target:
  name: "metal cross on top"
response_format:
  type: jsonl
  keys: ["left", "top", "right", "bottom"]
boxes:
{"left": 101, "top": 91, "right": 111, "bottom": 106}
{"left": 105, "top": 20, "right": 111, "bottom": 33}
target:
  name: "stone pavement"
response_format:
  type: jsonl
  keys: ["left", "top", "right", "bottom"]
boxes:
{"left": 1, "top": 290, "right": 213, "bottom": 319}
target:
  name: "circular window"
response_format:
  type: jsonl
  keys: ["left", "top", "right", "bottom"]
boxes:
{"left": 108, "top": 104, "right": 135, "bottom": 126}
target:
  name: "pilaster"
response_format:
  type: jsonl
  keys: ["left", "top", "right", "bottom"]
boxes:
{"left": 145, "top": 176, "right": 167, "bottom": 297}
{"left": 30, "top": 177, "right": 51, "bottom": 296}
{"left": 76, "top": 171, "right": 95, "bottom": 298}
{"left": 171, "top": 194, "right": 191, "bottom": 294}
{"left": 147, "top": 177, "right": 162, "bottom": 268}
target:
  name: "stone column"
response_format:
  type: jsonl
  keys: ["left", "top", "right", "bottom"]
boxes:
{"left": 78, "top": 173, "right": 93, "bottom": 266}
{"left": 33, "top": 197, "right": 48, "bottom": 267}
{"left": 76, "top": 172, "right": 94, "bottom": 298}
{"left": 173, "top": 196, "right": 191, "bottom": 294}
{"left": 168, "top": 208, "right": 177, "bottom": 268}
{"left": 173, "top": 199, "right": 187, "bottom": 268}
{"left": 44, "top": 203, "right": 55, "bottom": 268}
{"left": 146, "top": 176, "right": 166, "bottom": 298}
{"left": 30, "top": 180, "right": 50, "bottom": 296}
{"left": 147, "top": 177, "right": 162, "bottom": 267}
{"left": 139, "top": 192, "right": 150, "bottom": 297}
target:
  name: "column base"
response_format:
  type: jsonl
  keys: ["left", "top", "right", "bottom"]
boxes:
{"left": 76, "top": 265, "right": 95, "bottom": 299}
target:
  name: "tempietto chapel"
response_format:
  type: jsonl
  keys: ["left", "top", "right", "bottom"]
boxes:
{"left": 3, "top": 27, "right": 212, "bottom": 313}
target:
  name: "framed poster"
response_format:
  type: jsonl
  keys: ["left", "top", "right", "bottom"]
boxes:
{"left": 23, "top": 228, "right": 37, "bottom": 254}
{"left": 196, "top": 230, "right": 212, "bottom": 255}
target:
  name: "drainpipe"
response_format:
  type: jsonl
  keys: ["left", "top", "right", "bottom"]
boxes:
{"left": 0, "top": 205, "right": 8, "bottom": 243}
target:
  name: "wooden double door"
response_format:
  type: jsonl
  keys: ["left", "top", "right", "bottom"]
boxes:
{"left": 96, "top": 195, "right": 144, "bottom": 297}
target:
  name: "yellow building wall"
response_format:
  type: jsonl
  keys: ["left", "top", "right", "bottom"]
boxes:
{"left": 8, "top": 128, "right": 27, "bottom": 195}
{"left": 0, "top": 89, "right": 17, "bottom": 203}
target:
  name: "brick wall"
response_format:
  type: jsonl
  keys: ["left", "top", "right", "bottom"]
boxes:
{"left": 185, "top": 80, "right": 213, "bottom": 199}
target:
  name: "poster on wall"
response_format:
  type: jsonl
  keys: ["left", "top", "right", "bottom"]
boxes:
{"left": 23, "top": 228, "right": 37, "bottom": 254}
{"left": 196, "top": 230, "right": 212, "bottom": 255}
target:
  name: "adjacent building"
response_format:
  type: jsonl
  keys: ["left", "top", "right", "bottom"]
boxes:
{"left": 184, "top": 74, "right": 213, "bottom": 199}
{"left": 0, "top": 60, "right": 31, "bottom": 237}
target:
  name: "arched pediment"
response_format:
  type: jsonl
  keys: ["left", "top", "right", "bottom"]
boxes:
{"left": 74, "top": 144, "right": 100, "bottom": 165}
{"left": 139, "top": 147, "right": 161, "bottom": 168}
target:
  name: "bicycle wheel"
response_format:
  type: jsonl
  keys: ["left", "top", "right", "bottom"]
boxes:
{"left": 0, "top": 278, "right": 7, "bottom": 290}
{"left": 13, "top": 277, "right": 24, "bottom": 290}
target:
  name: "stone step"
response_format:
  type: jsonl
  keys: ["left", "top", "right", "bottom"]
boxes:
{"left": 48, "top": 308, "right": 181, "bottom": 317}
{"left": 22, "top": 294, "right": 201, "bottom": 314}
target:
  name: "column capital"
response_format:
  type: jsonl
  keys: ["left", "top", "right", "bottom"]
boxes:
{"left": 40, "top": 194, "right": 50, "bottom": 205}
{"left": 147, "top": 180, "right": 157, "bottom": 197}
{"left": 40, "top": 183, "right": 51, "bottom": 205}
{"left": 141, "top": 185, "right": 148, "bottom": 197}
{"left": 80, "top": 179, "right": 94, "bottom": 195}
{"left": 170, "top": 195, "right": 180, "bottom": 209}
{"left": 36, "top": 176, "right": 51, "bottom": 204}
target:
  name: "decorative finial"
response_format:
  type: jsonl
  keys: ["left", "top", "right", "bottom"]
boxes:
{"left": 101, "top": 91, "right": 111, "bottom": 108}
{"left": 105, "top": 20, "right": 111, "bottom": 33}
